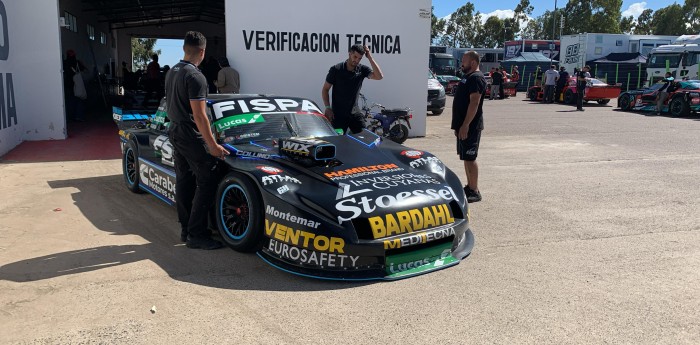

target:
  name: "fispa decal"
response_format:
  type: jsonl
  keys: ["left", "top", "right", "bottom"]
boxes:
{"left": 212, "top": 98, "right": 322, "bottom": 119}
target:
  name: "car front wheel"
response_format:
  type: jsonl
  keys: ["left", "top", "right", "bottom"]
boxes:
{"left": 122, "top": 141, "right": 143, "bottom": 193}
{"left": 215, "top": 172, "right": 264, "bottom": 252}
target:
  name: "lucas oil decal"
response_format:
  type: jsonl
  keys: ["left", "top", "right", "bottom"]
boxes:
{"left": 213, "top": 113, "right": 264, "bottom": 131}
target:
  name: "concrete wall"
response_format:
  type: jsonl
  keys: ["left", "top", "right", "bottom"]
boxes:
{"left": 0, "top": 0, "right": 66, "bottom": 156}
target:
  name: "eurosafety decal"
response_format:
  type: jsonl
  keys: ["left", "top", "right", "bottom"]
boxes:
{"left": 139, "top": 159, "right": 176, "bottom": 203}
{"left": 213, "top": 113, "right": 264, "bottom": 131}
{"left": 241, "top": 30, "right": 402, "bottom": 55}
{"left": 334, "top": 183, "right": 458, "bottom": 223}
{"left": 0, "top": 0, "right": 17, "bottom": 132}
{"left": 324, "top": 163, "right": 403, "bottom": 180}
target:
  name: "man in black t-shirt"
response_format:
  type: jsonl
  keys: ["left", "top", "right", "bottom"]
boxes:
{"left": 490, "top": 68, "right": 502, "bottom": 100}
{"left": 555, "top": 66, "right": 569, "bottom": 103}
{"left": 451, "top": 51, "right": 487, "bottom": 203}
{"left": 576, "top": 65, "right": 590, "bottom": 111}
{"left": 165, "top": 31, "right": 229, "bottom": 250}
{"left": 322, "top": 44, "right": 384, "bottom": 133}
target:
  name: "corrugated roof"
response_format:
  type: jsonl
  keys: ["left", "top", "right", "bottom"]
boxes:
{"left": 81, "top": 0, "right": 225, "bottom": 29}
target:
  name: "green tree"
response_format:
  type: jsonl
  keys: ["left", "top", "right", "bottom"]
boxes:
{"left": 651, "top": 3, "right": 687, "bottom": 35}
{"left": 686, "top": 0, "right": 700, "bottom": 33}
{"left": 522, "top": 10, "right": 558, "bottom": 40}
{"left": 562, "top": 0, "right": 623, "bottom": 35}
{"left": 431, "top": 6, "right": 446, "bottom": 43}
{"left": 443, "top": 2, "right": 482, "bottom": 47}
{"left": 634, "top": 9, "right": 654, "bottom": 35}
{"left": 475, "top": 16, "right": 505, "bottom": 48}
{"left": 131, "top": 38, "right": 161, "bottom": 70}
{"left": 620, "top": 15, "right": 635, "bottom": 34}
{"left": 510, "top": 0, "right": 534, "bottom": 39}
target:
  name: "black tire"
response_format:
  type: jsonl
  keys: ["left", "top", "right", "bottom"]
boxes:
{"left": 597, "top": 99, "right": 611, "bottom": 105}
{"left": 564, "top": 90, "right": 575, "bottom": 104}
{"left": 618, "top": 94, "right": 633, "bottom": 110}
{"left": 388, "top": 123, "right": 409, "bottom": 144}
{"left": 528, "top": 89, "right": 538, "bottom": 101}
{"left": 669, "top": 97, "right": 690, "bottom": 117}
{"left": 122, "top": 141, "right": 143, "bottom": 193}
{"left": 432, "top": 109, "right": 443, "bottom": 115}
{"left": 215, "top": 172, "right": 264, "bottom": 252}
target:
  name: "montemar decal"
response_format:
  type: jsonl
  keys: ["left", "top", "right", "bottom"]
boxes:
{"left": 384, "top": 227, "right": 455, "bottom": 250}
{"left": 212, "top": 98, "right": 322, "bottom": 119}
{"left": 265, "top": 220, "right": 344, "bottom": 253}
{"left": 267, "top": 239, "right": 359, "bottom": 268}
{"left": 369, "top": 204, "right": 455, "bottom": 239}
{"left": 213, "top": 113, "right": 264, "bottom": 131}
{"left": 266, "top": 205, "right": 320, "bottom": 229}
{"left": 325, "top": 163, "right": 402, "bottom": 180}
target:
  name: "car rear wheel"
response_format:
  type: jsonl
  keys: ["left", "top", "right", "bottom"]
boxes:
{"left": 564, "top": 90, "right": 575, "bottom": 104}
{"left": 215, "top": 172, "right": 264, "bottom": 252}
{"left": 618, "top": 94, "right": 633, "bottom": 110}
{"left": 597, "top": 99, "right": 610, "bottom": 105}
{"left": 669, "top": 97, "right": 690, "bottom": 117}
{"left": 528, "top": 89, "right": 538, "bottom": 101}
{"left": 388, "top": 122, "right": 409, "bottom": 144}
{"left": 122, "top": 142, "right": 143, "bottom": 193}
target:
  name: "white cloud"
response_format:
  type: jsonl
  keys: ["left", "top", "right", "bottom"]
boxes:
{"left": 622, "top": 2, "right": 647, "bottom": 19}
{"left": 481, "top": 9, "right": 515, "bottom": 23}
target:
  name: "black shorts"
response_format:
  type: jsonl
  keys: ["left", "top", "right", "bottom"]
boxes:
{"left": 332, "top": 112, "right": 364, "bottom": 134}
{"left": 457, "top": 126, "right": 482, "bottom": 161}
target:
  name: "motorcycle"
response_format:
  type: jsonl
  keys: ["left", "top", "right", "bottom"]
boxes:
{"left": 359, "top": 93, "right": 412, "bottom": 144}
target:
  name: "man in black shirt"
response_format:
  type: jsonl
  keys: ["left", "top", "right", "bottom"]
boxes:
{"left": 555, "top": 66, "right": 569, "bottom": 103}
{"left": 322, "top": 44, "right": 384, "bottom": 133}
{"left": 451, "top": 51, "right": 487, "bottom": 203}
{"left": 165, "top": 31, "right": 229, "bottom": 250}
{"left": 576, "top": 65, "right": 590, "bottom": 111}
{"left": 490, "top": 67, "right": 502, "bottom": 100}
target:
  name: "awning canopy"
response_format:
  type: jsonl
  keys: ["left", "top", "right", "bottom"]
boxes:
{"left": 590, "top": 53, "right": 647, "bottom": 64}
{"left": 82, "top": 0, "right": 225, "bottom": 30}
{"left": 504, "top": 52, "right": 558, "bottom": 63}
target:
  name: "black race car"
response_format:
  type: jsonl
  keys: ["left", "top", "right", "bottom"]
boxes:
{"left": 114, "top": 95, "right": 474, "bottom": 280}
{"left": 617, "top": 80, "right": 700, "bottom": 116}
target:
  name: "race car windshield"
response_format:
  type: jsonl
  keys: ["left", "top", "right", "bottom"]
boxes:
{"left": 216, "top": 112, "right": 336, "bottom": 144}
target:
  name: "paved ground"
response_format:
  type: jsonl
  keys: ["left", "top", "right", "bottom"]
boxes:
{"left": 1, "top": 96, "right": 699, "bottom": 344}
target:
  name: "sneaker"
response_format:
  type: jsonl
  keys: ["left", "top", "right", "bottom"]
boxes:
{"left": 180, "top": 231, "right": 189, "bottom": 243}
{"left": 186, "top": 237, "right": 224, "bottom": 250}
{"left": 463, "top": 186, "right": 482, "bottom": 203}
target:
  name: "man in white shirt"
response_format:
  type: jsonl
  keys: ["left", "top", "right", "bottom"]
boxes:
{"left": 543, "top": 65, "right": 559, "bottom": 103}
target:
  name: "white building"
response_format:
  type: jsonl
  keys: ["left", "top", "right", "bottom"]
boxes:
{"left": 560, "top": 33, "right": 678, "bottom": 72}
{"left": 0, "top": 0, "right": 430, "bottom": 156}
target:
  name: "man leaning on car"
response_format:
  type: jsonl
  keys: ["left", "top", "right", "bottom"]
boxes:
{"left": 165, "top": 31, "right": 230, "bottom": 250}
{"left": 321, "top": 44, "right": 384, "bottom": 134}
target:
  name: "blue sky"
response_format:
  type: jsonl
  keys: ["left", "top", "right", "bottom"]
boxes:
{"left": 432, "top": 0, "right": 668, "bottom": 19}
{"left": 152, "top": 1, "right": 668, "bottom": 67}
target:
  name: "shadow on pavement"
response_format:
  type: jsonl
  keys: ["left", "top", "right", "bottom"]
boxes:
{"left": 0, "top": 174, "right": 372, "bottom": 291}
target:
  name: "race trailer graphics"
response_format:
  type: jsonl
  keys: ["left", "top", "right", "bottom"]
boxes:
{"left": 115, "top": 95, "right": 474, "bottom": 280}
{"left": 527, "top": 77, "right": 620, "bottom": 105}
{"left": 617, "top": 80, "right": 700, "bottom": 117}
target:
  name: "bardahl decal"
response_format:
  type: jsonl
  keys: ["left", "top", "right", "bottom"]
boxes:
{"left": 370, "top": 204, "right": 455, "bottom": 239}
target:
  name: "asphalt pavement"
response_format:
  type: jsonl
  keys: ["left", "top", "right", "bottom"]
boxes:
{"left": 1, "top": 95, "right": 699, "bottom": 344}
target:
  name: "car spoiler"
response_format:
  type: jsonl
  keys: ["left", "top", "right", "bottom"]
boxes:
{"left": 112, "top": 106, "right": 157, "bottom": 130}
